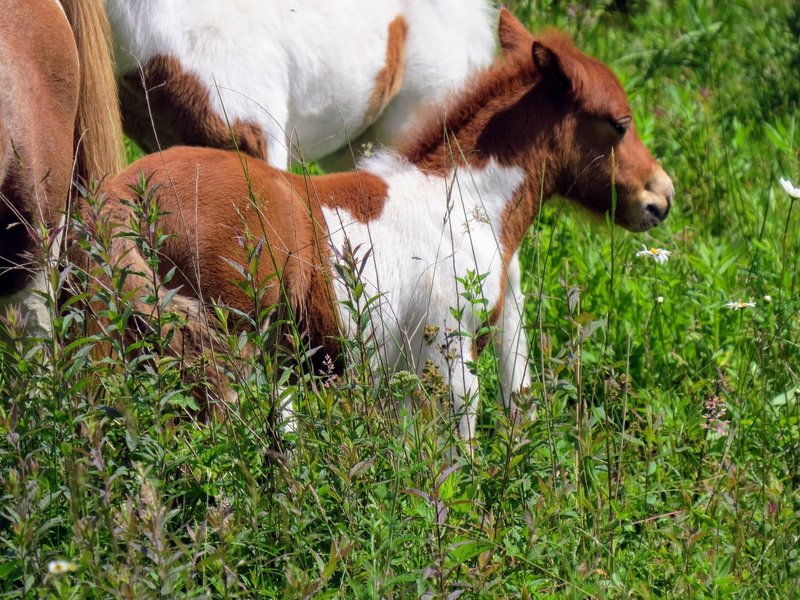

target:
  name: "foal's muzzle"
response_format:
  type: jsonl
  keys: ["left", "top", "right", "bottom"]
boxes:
{"left": 627, "top": 167, "right": 674, "bottom": 232}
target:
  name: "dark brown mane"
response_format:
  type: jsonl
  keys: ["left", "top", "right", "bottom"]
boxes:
{"left": 397, "top": 27, "right": 591, "bottom": 173}
{"left": 397, "top": 42, "right": 536, "bottom": 170}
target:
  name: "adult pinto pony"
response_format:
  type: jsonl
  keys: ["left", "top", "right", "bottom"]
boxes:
{"left": 0, "top": 0, "right": 124, "bottom": 335}
{"left": 105, "top": 0, "right": 496, "bottom": 169}
{"left": 84, "top": 10, "right": 673, "bottom": 441}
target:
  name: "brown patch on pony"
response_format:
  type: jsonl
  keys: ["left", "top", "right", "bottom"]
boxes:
{"left": 363, "top": 16, "right": 408, "bottom": 124}
{"left": 61, "top": 0, "right": 125, "bottom": 184}
{"left": 118, "top": 54, "right": 268, "bottom": 161}
{"left": 302, "top": 171, "right": 389, "bottom": 224}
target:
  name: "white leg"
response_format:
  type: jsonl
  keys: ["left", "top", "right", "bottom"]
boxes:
{"left": 1, "top": 217, "right": 63, "bottom": 339}
{"left": 439, "top": 336, "right": 480, "bottom": 446}
{"left": 451, "top": 362, "right": 479, "bottom": 446}
{"left": 496, "top": 254, "right": 530, "bottom": 410}
{"left": 279, "top": 387, "right": 296, "bottom": 435}
{"left": 267, "top": 134, "right": 290, "bottom": 170}
{"left": 419, "top": 324, "right": 480, "bottom": 450}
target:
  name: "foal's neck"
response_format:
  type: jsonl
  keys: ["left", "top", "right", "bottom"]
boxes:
{"left": 400, "top": 58, "right": 530, "bottom": 172}
{"left": 398, "top": 59, "right": 554, "bottom": 259}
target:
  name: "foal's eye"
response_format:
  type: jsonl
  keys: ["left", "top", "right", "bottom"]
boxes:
{"left": 611, "top": 116, "right": 632, "bottom": 136}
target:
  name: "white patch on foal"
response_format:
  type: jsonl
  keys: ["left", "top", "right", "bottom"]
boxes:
{"left": 323, "top": 152, "right": 527, "bottom": 440}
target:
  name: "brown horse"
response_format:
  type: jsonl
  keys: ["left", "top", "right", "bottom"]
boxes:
{"left": 82, "top": 9, "right": 673, "bottom": 440}
{"left": 0, "top": 0, "right": 123, "bottom": 334}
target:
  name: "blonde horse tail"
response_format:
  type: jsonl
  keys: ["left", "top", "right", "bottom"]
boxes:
{"left": 61, "top": 0, "right": 125, "bottom": 185}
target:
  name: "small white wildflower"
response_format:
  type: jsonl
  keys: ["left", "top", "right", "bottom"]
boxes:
{"left": 47, "top": 560, "right": 78, "bottom": 575}
{"left": 656, "top": 295, "right": 664, "bottom": 304}
{"left": 763, "top": 294, "right": 772, "bottom": 304}
{"left": 779, "top": 177, "right": 800, "bottom": 199}
{"left": 635, "top": 245, "right": 671, "bottom": 264}
{"left": 725, "top": 300, "right": 756, "bottom": 310}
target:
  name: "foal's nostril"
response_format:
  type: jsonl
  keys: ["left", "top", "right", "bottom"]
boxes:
{"left": 660, "top": 187, "right": 674, "bottom": 209}
{"left": 646, "top": 202, "right": 668, "bottom": 221}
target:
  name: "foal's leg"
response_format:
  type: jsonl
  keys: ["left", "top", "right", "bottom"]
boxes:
{"left": 496, "top": 254, "right": 531, "bottom": 412}
{"left": 435, "top": 328, "right": 480, "bottom": 452}
{"left": 449, "top": 356, "right": 480, "bottom": 450}
{"left": 418, "top": 326, "right": 479, "bottom": 454}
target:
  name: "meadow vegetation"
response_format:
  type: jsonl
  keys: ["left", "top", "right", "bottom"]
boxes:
{"left": 1, "top": 0, "right": 799, "bottom": 596}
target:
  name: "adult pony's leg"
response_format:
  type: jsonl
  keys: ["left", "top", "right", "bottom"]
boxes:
{"left": 116, "top": 55, "right": 271, "bottom": 164}
{"left": 368, "top": 0, "right": 496, "bottom": 148}
{"left": 0, "top": 0, "right": 124, "bottom": 337}
{"left": 0, "top": 265, "right": 57, "bottom": 338}
{"left": 316, "top": 15, "right": 408, "bottom": 172}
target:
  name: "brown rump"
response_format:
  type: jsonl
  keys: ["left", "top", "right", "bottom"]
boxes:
{"left": 84, "top": 147, "right": 389, "bottom": 374}
{"left": 0, "top": 0, "right": 79, "bottom": 293}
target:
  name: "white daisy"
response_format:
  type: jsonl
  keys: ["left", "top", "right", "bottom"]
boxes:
{"left": 47, "top": 560, "right": 78, "bottom": 575}
{"left": 635, "top": 245, "right": 671, "bottom": 264}
{"left": 779, "top": 177, "right": 800, "bottom": 199}
{"left": 656, "top": 296, "right": 664, "bottom": 304}
{"left": 725, "top": 300, "right": 756, "bottom": 310}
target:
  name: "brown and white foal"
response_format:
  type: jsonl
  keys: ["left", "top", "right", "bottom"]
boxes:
{"left": 83, "top": 10, "right": 673, "bottom": 441}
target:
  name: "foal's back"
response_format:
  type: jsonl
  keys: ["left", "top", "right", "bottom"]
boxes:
{"left": 97, "top": 147, "right": 388, "bottom": 318}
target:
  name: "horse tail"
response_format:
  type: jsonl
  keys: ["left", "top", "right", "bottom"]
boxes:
{"left": 61, "top": 0, "right": 125, "bottom": 185}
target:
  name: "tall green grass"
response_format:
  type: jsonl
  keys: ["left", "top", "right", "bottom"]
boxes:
{"left": 2, "top": 0, "right": 799, "bottom": 596}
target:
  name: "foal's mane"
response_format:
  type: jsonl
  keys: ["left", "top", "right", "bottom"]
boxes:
{"left": 398, "top": 29, "right": 579, "bottom": 168}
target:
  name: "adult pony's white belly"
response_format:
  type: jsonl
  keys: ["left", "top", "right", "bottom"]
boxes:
{"left": 104, "top": 0, "right": 496, "bottom": 166}
{"left": 106, "top": 0, "right": 402, "bottom": 161}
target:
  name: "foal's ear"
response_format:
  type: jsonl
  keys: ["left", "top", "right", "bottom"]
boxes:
{"left": 532, "top": 41, "right": 572, "bottom": 94}
{"left": 498, "top": 7, "right": 532, "bottom": 55}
